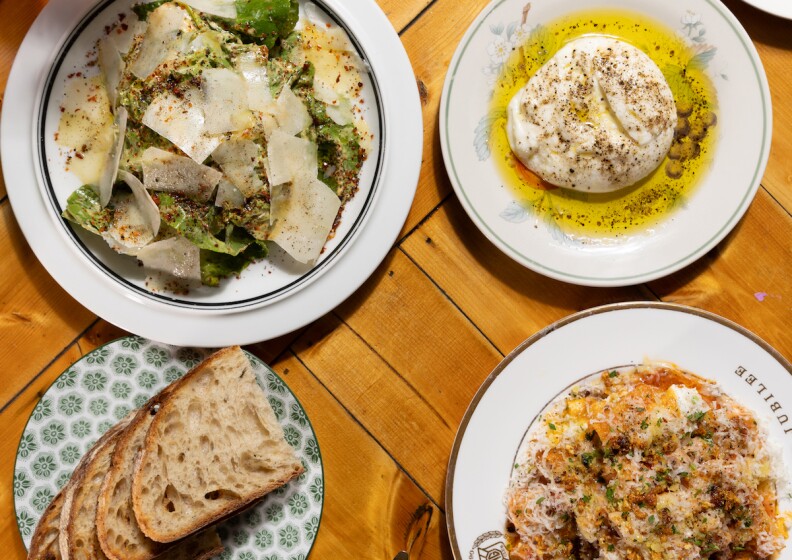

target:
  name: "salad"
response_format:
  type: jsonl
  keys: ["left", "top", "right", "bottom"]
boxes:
{"left": 58, "top": 0, "right": 369, "bottom": 290}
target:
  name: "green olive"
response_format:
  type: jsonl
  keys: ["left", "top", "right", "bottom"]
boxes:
{"left": 676, "top": 99, "right": 694, "bottom": 117}
{"left": 689, "top": 120, "right": 707, "bottom": 142}
{"left": 666, "top": 160, "right": 684, "bottom": 179}
{"left": 701, "top": 111, "right": 717, "bottom": 127}
{"left": 674, "top": 117, "right": 690, "bottom": 139}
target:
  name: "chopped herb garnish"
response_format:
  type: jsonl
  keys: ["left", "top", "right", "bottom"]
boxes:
{"left": 536, "top": 497, "right": 545, "bottom": 505}
{"left": 609, "top": 370, "right": 619, "bottom": 378}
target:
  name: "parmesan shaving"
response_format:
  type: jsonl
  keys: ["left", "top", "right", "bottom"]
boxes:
{"left": 141, "top": 147, "right": 223, "bottom": 202}
{"left": 98, "top": 38, "right": 124, "bottom": 109}
{"left": 265, "top": 130, "right": 318, "bottom": 187}
{"left": 118, "top": 170, "right": 161, "bottom": 237}
{"left": 136, "top": 236, "right": 201, "bottom": 282}
{"left": 99, "top": 107, "right": 128, "bottom": 208}
{"left": 272, "top": 86, "right": 311, "bottom": 136}
{"left": 201, "top": 68, "right": 254, "bottom": 134}
{"left": 102, "top": 192, "right": 155, "bottom": 255}
{"left": 127, "top": 3, "right": 194, "bottom": 80}
{"left": 141, "top": 89, "right": 222, "bottom": 163}
{"left": 235, "top": 51, "right": 273, "bottom": 112}
{"left": 211, "top": 139, "right": 264, "bottom": 198}
{"left": 269, "top": 173, "right": 340, "bottom": 264}
{"left": 214, "top": 179, "right": 245, "bottom": 209}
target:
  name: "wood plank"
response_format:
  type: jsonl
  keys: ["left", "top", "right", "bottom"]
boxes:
{"left": 723, "top": 0, "right": 792, "bottom": 213}
{"left": 401, "top": 197, "right": 654, "bottom": 354}
{"left": 0, "top": 202, "right": 97, "bottom": 408}
{"left": 649, "top": 188, "right": 792, "bottom": 359}
{"left": 294, "top": 314, "right": 458, "bottom": 504}
{"left": 336, "top": 249, "right": 503, "bottom": 422}
{"left": 295, "top": 249, "right": 503, "bottom": 502}
{"left": 377, "top": 0, "right": 435, "bottom": 33}
{"left": 398, "top": 0, "right": 489, "bottom": 235}
{"left": 270, "top": 353, "right": 452, "bottom": 558}
{"left": 0, "top": 331, "right": 452, "bottom": 558}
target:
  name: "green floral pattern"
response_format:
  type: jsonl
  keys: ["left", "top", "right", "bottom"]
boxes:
{"left": 15, "top": 337, "right": 323, "bottom": 558}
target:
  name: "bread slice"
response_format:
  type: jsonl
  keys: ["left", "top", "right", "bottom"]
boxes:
{"left": 97, "top": 392, "right": 222, "bottom": 560}
{"left": 58, "top": 412, "right": 223, "bottom": 560}
{"left": 27, "top": 490, "right": 64, "bottom": 560}
{"left": 58, "top": 417, "right": 133, "bottom": 560}
{"left": 132, "top": 346, "right": 304, "bottom": 542}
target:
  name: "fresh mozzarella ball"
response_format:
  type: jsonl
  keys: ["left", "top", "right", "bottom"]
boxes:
{"left": 507, "top": 36, "right": 676, "bottom": 192}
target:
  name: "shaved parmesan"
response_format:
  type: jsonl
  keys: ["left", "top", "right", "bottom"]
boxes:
{"left": 312, "top": 76, "right": 354, "bottom": 125}
{"left": 99, "top": 107, "right": 128, "bottom": 208}
{"left": 142, "top": 89, "right": 221, "bottom": 163}
{"left": 235, "top": 51, "right": 273, "bottom": 112}
{"left": 265, "top": 130, "right": 318, "bottom": 187}
{"left": 110, "top": 20, "right": 146, "bottom": 55}
{"left": 98, "top": 39, "right": 125, "bottom": 109}
{"left": 202, "top": 68, "right": 253, "bottom": 134}
{"left": 215, "top": 179, "right": 245, "bottom": 209}
{"left": 273, "top": 86, "right": 311, "bottom": 136}
{"left": 118, "top": 170, "right": 161, "bottom": 237}
{"left": 141, "top": 147, "right": 223, "bottom": 202}
{"left": 102, "top": 192, "right": 156, "bottom": 255}
{"left": 211, "top": 139, "right": 264, "bottom": 197}
{"left": 136, "top": 236, "right": 201, "bottom": 282}
{"left": 269, "top": 173, "right": 340, "bottom": 264}
{"left": 128, "top": 3, "right": 193, "bottom": 80}
{"left": 180, "top": 0, "right": 237, "bottom": 18}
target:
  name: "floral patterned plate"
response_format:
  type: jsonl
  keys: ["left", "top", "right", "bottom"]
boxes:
{"left": 14, "top": 337, "right": 324, "bottom": 560}
{"left": 439, "top": 0, "right": 771, "bottom": 287}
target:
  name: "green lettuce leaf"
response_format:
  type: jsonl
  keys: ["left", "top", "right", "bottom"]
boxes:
{"left": 200, "top": 240, "right": 268, "bottom": 286}
{"left": 220, "top": 0, "right": 299, "bottom": 48}
{"left": 62, "top": 185, "right": 114, "bottom": 235}
{"left": 132, "top": 0, "right": 169, "bottom": 21}
{"left": 157, "top": 192, "right": 255, "bottom": 255}
{"left": 222, "top": 195, "right": 271, "bottom": 241}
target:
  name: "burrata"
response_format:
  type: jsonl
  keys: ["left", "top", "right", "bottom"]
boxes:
{"left": 506, "top": 36, "right": 676, "bottom": 192}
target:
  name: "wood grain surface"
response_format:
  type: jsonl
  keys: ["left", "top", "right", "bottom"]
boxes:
{"left": 0, "top": 0, "right": 790, "bottom": 558}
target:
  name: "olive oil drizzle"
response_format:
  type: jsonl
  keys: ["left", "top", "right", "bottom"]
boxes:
{"left": 490, "top": 10, "right": 718, "bottom": 237}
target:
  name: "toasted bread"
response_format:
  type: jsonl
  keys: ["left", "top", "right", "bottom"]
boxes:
{"left": 58, "top": 418, "right": 132, "bottom": 560}
{"left": 27, "top": 490, "right": 64, "bottom": 560}
{"left": 97, "top": 392, "right": 223, "bottom": 560}
{"left": 131, "top": 346, "right": 304, "bottom": 542}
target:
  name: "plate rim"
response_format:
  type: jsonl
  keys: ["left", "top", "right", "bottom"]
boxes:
{"left": 739, "top": 0, "right": 792, "bottom": 20}
{"left": 35, "top": 0, "right": 386, "bottom": 312}
{"left": 12, "top": 336, "right": 326, "bottom": 556}
{"left": 1, "top": 0, "right": 422, "bottom": 345}
{"left": 438, "top": 0, "right": 773, "bottom": 287}
{"left": 444, "top": 301, "right": 792, "bottom": 559}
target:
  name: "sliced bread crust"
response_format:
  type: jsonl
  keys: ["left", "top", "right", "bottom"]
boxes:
{"left": 131, "top": 346, "right": 304, "bottom": 542}
{"left": 27, "top": 490, "right": 64, "bottom": 560}
{"left": 97, "top": 392, "right": 222, "bottom": 560}
{"left": 58, "top": 417, "right": 132, "bottom": 560}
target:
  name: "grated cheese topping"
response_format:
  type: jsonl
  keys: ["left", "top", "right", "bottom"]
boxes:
{"left": 506, "top": 365, "right": 788, "bottom": 560}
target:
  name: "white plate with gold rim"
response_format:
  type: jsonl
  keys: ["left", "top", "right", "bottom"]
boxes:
{"left": 446, "top": 302, "right": 792, "bottom": 559}
{"left": 1, "top": 0, "right": 421, "bottom": 345}
{"left": 439, "top": 0, "right": 771, "bottom": 287}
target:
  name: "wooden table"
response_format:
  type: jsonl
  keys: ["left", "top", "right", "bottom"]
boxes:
{"left": 0, "top": 0, "right": 790, "bottom": 557}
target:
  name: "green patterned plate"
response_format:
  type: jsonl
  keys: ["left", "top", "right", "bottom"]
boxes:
{"left": 14, "top": 337, "right": 324, "bottom": 559}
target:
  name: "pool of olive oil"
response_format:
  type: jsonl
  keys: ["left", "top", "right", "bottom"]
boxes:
{"left": 490, "top": 10, "right": 718, "bottom": 237}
